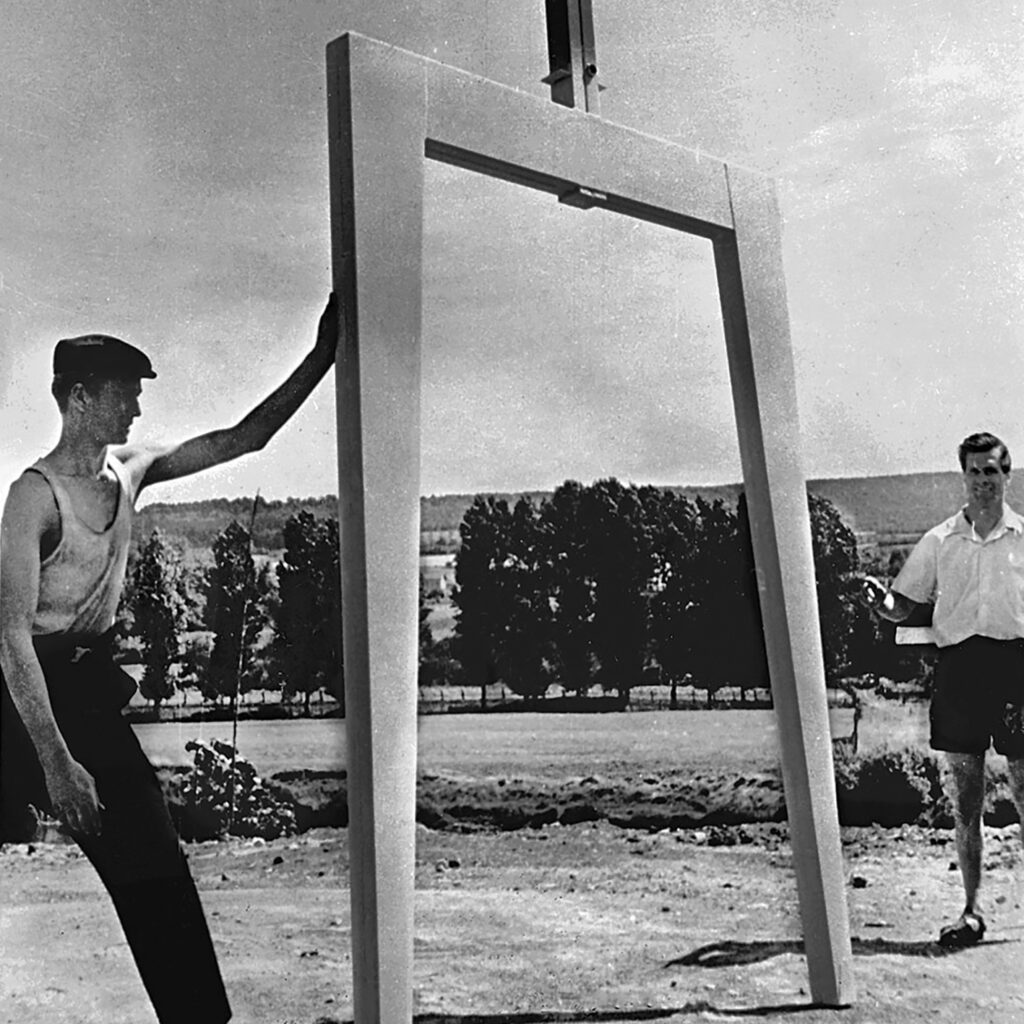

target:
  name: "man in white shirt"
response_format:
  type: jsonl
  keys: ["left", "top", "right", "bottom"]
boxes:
{"left": 862, "top": 432, "right": 1024, "bottom": 948}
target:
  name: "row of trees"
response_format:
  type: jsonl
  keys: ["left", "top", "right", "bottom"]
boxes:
{"left": 451, "top": 479, "right": 884, "bottom": 701}
{"left": 122, "top": 479, "right": 912, "bottom": 712}
{"left": 121, "top": 510, "right": 343, "bottom": 712}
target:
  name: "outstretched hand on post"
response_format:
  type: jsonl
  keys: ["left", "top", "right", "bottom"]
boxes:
{"left": 123, "top": 290, "right": 344, "bottom": 493}
{"left": 314, "top": 292, "right": 341, "bottom": 364}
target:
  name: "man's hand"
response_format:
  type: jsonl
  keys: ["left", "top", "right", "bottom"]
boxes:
{"left": 857, "top": 575, "right": 889, "bottom": 611}
{"left": 857, "top": 574, "right": 918, "bottom": 622}
{"left": 45, "top": 756, "right": 103, "bottom": 837}
{"left": 313, "top": 292, "right": 340, "bottom": 364}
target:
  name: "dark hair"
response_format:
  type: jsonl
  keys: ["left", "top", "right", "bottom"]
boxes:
{"left": 51, "top": 373, "right": 105, "bottom": 413}
{"left": 958, "top": 432, "right": 1011, "bottom": 473}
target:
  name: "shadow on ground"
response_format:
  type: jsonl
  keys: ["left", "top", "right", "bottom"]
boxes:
{"left": 320, "top": 937, "right": 1024, "bottom": 1024}
{"left": 669, "top": 935, "right": 1019, "bottom": 968}
{"left": 405, "top": 1007, "right": 829, "bottom": 1023}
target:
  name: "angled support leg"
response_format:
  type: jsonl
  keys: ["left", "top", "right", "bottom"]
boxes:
{"left": 715, "top": 166, "right": 854, "bottom": 1007}
{"left": 327, "top": 36, "right": 426, "bottom": 1024}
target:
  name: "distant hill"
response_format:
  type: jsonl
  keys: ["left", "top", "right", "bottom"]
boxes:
{"left": 133, "top": 495, "right": 336, "bottom": 557}
{"left": 420, "top": 471, "right": 1011, "bottom": 549}
{"left": 804, "top": 473, "right": 957, "bottom": 541}
{"left": 134, "top": 470, "right": 1006, "bottom": 557}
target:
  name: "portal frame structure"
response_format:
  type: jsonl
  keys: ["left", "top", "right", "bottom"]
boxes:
{"left": 326, "top": 32, "right": 854, "bottom": 1023}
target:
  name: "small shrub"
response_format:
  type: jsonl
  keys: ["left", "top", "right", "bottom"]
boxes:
{"left": 835, "top": 745, "right": 944, "bottom": 827}
{"left": 982, "top": 762, "right": 1019, "bottom": 827}
{"left": 177, "top": 739, "right": 298, "bottom": 840}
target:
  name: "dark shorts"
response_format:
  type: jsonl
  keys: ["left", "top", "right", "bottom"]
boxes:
{"left": 931, "top": 636, "right": 1024, "bottom": 757}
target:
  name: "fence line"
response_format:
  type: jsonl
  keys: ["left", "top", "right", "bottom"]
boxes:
{"left": 127, "top": 680, "right": 894, "bottom": 722}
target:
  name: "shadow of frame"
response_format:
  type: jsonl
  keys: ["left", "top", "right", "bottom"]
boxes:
{"left": 323, "top": 934, "right": 1024, "bottom": 1024}
{"left": 668, "top": 934, "right": 1020, "bottom": 969}
{"left": 405, "top": 1004, "right": 833, "bottom": 1024}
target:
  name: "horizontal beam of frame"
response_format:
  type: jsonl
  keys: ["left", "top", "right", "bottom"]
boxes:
{"left": 426, "top": 139, "right": 722, "bottom": 238}
{"left": 339, "top": 33, "right": 734, "bottom": 238}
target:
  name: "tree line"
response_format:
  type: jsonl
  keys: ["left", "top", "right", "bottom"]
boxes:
{"left": 121, "top": 478, "right": 918, "bottom": 713}
{"left": 120, "top": 510, "right": 343, "bottom": 713}
{"left": 449, "top": 478, "right": 889, "bottom": 702}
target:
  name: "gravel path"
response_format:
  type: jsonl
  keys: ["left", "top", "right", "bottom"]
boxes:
{"left": 2, "top": 821, "right": 1022, "bottom": 1024}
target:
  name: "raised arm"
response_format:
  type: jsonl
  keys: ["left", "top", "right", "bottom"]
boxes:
{"left": 122, "top": 294, "right": 339, "bottom": 495}
{"left": 0, "top": 476, "right": 103, "bottom": 835}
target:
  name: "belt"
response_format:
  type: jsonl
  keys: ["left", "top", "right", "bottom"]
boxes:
{"left": 33, "top": 631, "right": 115, "bottom": 665}
{"left": 32, "top": 632, "right": 136, "bottom": 713}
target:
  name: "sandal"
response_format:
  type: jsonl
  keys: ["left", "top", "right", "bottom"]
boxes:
{"left": 938, "top": 912, "right": 986, "bottom": 949}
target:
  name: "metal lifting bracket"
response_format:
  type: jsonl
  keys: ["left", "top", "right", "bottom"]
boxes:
{"left": 558, "top": 184, "right": 607, "bottom": 209}
{"left": 542, "top": 0, "right": 602, "bottom": 114}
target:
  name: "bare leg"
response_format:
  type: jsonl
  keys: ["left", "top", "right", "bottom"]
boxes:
{"left": 946, "top": 752, "right": 986, "bottom": 915}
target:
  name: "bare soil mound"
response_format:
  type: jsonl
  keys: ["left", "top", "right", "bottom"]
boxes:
{"left": 158, "top": 756, "right": 1022, "bottom": 841}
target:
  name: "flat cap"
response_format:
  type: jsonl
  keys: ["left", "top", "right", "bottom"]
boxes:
{"left": 53, "top": 334, "right": 157, "bottom": 380}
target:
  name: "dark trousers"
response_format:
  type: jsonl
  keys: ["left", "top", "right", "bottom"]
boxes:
{"left": 0, "top": 638, "right": 231, "bottom": 1024}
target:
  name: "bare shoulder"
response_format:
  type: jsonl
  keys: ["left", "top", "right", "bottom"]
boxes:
{"left": 1, "top": 473, "right": 53, "bottom": 631}
{"left": 1, "top": 471, "right": 55, "bottom": 542}
{"left": 109, "top": 441, "right": 178, "bottom": 497}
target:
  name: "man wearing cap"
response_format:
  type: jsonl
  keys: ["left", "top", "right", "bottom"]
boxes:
{"left": 0, "top": 295, "right": 338, "bottom": 1024}
{"left": 861, "top": 431, "right": 1024, "bottom": 950}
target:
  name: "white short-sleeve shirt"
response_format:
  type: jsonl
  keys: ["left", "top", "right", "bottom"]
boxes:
{"left": 893, "top": 503, "right": 1024, "bottom": 647}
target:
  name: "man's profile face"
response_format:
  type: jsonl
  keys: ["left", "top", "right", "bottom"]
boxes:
{"left": 962, "top": 448, "right": 1008, "bottom": 510}
{"left": 86, "top": 377, "right": 143, "bottom": 444}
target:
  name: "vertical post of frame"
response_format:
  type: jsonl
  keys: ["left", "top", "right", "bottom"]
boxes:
{"left": 326, "top": 35, "right": 425, "bottom": 1024}
{"left": 714, "top": 165, "right": 854, "bottom": 1007}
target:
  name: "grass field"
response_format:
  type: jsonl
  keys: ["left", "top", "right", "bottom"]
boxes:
{"left": 134, "top": 699, "right": 931, "bottom": 779}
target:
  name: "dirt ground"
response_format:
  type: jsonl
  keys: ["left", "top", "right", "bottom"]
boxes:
{"left": 1, "top": 821, "right": 1022, "bottom": 1024}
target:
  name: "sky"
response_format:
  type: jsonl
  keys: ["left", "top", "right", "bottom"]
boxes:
{"left": 2, "top": 0, "right": 1022, "bottom": 506}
